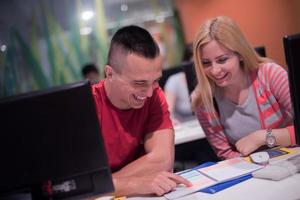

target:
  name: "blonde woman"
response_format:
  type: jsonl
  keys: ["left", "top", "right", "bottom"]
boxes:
{"left": 192, "top": 16, "right": 295, "bottom": 160}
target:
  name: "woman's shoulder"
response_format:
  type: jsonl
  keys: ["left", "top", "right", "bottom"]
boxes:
{"left": 258, "top": 62, "right": 286, "bottom": 74}
{"left": 255, "top": 62, "right": 286, "bottom": 80}
{"left": 252, "top": 62, "right": 288, "bottom": 90}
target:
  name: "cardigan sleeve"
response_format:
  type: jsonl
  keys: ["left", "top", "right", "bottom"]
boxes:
{"left": 196, "top": 106, "right": 242, "bottom": 160}
{"left": 262, "top": 63, "right": 296, "bottom": 145}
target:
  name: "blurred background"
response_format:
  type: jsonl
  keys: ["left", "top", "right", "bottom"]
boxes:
{"left": 0, "top": 0, "right": 299, "bottom": 98}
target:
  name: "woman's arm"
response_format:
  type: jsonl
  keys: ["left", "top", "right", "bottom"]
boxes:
{"left": 196, "top": 107, "right": 241, "bottom": 160}
{"left": 267, "top": 63, "right": 296, "bottom": 145}
{"left": 235, "top": 128, "right": 292, "bottom": 156}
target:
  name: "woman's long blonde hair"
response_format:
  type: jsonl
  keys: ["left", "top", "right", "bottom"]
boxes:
{"left": 191, "top": 16, "right": 268, "bottom": 114}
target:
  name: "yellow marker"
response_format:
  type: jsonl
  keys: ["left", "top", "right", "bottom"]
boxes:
{"left": 114, "top": 196, "right": 126, "bottom": 200}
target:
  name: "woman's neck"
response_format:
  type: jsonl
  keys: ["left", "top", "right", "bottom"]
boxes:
{"left": 223, "top": 73, "right": 250, "bottom": 105}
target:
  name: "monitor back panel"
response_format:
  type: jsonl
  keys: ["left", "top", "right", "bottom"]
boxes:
{"left": 0, "top": 81, "right": 113, "bottom": 196}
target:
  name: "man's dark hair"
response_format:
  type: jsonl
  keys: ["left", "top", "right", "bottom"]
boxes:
{"left": 108, "top": 25, "right": 160, "bottom": 72}
{"left": 81, "top": 63, "right": 99, "bottom": 77}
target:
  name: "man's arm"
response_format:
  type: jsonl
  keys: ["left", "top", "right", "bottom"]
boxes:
{"left": 112, "top": 128, "right": 191, "bottom": 196}
{"left": 114, "top": 128, "right": 174, "bottom": 177}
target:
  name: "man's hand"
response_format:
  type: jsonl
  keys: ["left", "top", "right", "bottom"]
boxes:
{"left": 235, "top": 130, "right": 265, "bottom": 156}
{"left": 114, "top": 171, "right": 192, "bottom": 197}
{"left": 131, "top": 172, "right": 192, "bottom": 196}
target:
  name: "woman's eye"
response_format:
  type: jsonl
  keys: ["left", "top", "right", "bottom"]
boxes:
{"left": 217, "top": 57, "right": 229, "bottom": 64}
{"left": 202, "top": 61, "right": 211, "bottom": 67}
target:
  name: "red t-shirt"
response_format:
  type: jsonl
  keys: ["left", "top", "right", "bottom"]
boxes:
{"left": 92, "top": 80, "right": 173, "bottom": 172}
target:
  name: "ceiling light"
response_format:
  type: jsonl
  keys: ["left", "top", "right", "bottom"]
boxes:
{"left": 81, "top": 11, "right": 94, "bottom": 21}
{"left": 0, "top": 45, "right": 7, "bottom": 52}
{"left": 120, "top": 4, "right": 128, "bottom": 12}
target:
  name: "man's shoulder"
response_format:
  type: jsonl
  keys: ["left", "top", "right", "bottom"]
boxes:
{"left": 91, "top": 80, "right": 105, "bottom": 95}
{"left": 92, "top": 79, "right": 105, "bottom": 89}
{"left": 91, "top": 80, "right": 107, "bottom": 106}
{"left": 150, "top": 86, "right": 166, "bottom": 102}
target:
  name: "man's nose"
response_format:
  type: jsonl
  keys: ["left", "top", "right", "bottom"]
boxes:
{"left": 146, "top": 83, "right": 158, "bottom": 97}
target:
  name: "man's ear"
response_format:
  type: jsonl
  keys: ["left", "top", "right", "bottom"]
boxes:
{"left": 105, "top": 65, "right": 113, "bottom": 79}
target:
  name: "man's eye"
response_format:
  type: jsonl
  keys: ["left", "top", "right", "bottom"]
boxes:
{"left": 134, "top": 82, "right": 145, "bottom": 86}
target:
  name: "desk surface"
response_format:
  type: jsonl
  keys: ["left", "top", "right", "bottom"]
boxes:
{"left": 174, "top": 119, "right": 205, "bottom": 145}
{"left": 176, "top": 173, "right": 300, "bottom": 200}
{"left": 98, "top": 147, "right": 300, "bottom": 200}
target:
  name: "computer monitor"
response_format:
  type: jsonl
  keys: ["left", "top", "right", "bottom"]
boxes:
{"left": 0, "top": 81, "right": 114, "bottom": 199}
{"left": 283, "top": 33, "right": 300, "bottom": 145}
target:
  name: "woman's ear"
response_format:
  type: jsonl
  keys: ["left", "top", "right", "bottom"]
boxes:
{"left": 239, "top": 56, "right": 245, "bottom": 68}
{"left": 239, "top": 55, "right": 244, "bottom": 62}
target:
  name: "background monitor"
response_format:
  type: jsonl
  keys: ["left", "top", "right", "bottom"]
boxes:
{"left": 0, "top": 81, "right": 114, "bottom": 199}
{"left": 254, "top": 46, "right": 266, "bottom": 57}
{"left": 283, "top": 33, "right": 300, "bottom": 145}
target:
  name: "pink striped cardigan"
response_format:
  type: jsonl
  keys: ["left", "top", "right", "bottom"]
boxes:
{"left": 196, "top": 62, "right": 296, "bottom": 160}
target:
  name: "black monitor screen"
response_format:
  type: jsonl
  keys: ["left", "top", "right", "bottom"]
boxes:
{"left": 283, "top": 33, "right": 300, "bottom": 145}
{"left": 0, "top": 81, "right": 114, "bottom": 199}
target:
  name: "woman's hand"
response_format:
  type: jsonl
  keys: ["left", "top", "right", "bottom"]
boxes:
{"left": 235, "top": 130, "right": 265, "bottom": 156}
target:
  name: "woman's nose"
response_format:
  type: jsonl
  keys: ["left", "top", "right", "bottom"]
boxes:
{"left": 209, "top": 63, "right": 222, "bottom": 74}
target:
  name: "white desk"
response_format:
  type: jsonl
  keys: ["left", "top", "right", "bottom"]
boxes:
{"left": 98, "top": 148, "right": 300, "bottom": 200}
{"left": 100, "top": 173, "right": 300, "bottom": 200}
{"left": 176, "top": 173, "right": 300, "bottom": 200}
{"left": 174, "top": 119, "right": 205, "bottom": 145}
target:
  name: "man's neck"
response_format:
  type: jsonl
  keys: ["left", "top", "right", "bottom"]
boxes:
{"left": 104, "top": 79, "right": 130, "bottom": 110}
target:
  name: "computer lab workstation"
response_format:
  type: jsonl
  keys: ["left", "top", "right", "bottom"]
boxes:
{"left": 1, "top": 33, "right": 300, "bottom": 200}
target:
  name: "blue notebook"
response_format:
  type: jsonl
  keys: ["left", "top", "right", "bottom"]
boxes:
{"left": 194, "top": 162, "right": 252, "bottom": 194}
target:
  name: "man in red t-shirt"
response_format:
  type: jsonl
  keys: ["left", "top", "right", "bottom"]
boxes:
{"left": 92, "top": 26, "right": 191, "bottom": 196}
